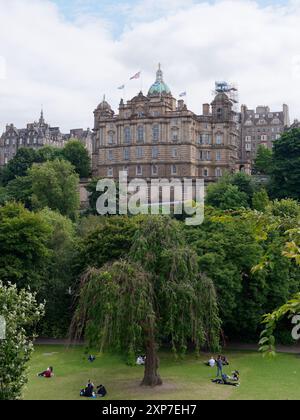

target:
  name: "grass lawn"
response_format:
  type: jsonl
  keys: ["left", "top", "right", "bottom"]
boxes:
{"left": 24, "top": 345, "right": 300, "bottom": 400}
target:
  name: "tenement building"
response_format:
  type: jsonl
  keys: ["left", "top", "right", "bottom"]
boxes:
{"left": 0, "top": 111, "right": 93, "bottom": 166}
{"left": 92, "top": 65, "right": 240, "bottom": 182}
{"left": 239, "top": 104, "right": 290, "bottom": 163}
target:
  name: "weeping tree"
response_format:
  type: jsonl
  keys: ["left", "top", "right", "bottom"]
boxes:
{"left": 71, "top": 216, "right": 221, "bottom": 387}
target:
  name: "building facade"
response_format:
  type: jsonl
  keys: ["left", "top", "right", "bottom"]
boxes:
{"left": 0, "top": 111, "right": 93, "bottom": 166}
{"left": 239, "top": 104, "right": 290, "bottom": 163}
{"left": 92, "top": 65, "right": 240, "bottom": 182}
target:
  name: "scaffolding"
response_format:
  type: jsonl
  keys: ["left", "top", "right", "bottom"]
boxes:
{"left": 214, "top": 81, "right": 239, "bottom": 111}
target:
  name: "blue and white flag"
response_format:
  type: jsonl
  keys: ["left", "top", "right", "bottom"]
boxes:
{"left": 179, "top": 92, "right": 187, "bottom": 97}
{"left": 118, "top": 84, "right": 125, "bottom": 90}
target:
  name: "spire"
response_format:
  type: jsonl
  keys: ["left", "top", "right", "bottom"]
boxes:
{"left": 39, "top": 107, "right": 45, "bottom": 125}
{"left": 156, "top": 63, "right": 163, "bottom": 83}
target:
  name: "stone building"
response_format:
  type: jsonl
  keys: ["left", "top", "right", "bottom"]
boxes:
{"left": 0, "top": 111, "right": 93, "bottom": 166}
{"left": 92, "top": 65, "right": 240, "bottom": 182}
{"left": 239, "top": 104, "right": 290, "bottom": 164}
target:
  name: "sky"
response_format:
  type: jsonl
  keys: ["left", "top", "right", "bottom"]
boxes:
{"left": 0, "top": 0, "right": 300, "bottom": 132}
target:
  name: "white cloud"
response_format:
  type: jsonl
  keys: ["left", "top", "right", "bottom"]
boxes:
{"left": 0, "top": 0, "right": 300, "bottom": 133}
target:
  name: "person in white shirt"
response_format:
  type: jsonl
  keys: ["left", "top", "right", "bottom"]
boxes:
{"left": 208, "top": 357, "right": 216, "bottom": 367}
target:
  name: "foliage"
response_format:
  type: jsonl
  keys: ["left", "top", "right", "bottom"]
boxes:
{"left": 253, "top": 145, "right": 273, "bottom": 175}
{"left": 0, "top": 282, "right": 44, "bottom": 400}
{"left": 0, "top": 202, "right": 51, "bottom": 289}
{"left": 259, "top": 225, "right": 300, "bottom": 354}
{"left": 270, "top": 128, "right": 300, "bottom": 200}
{"left": 206, "top": 182, "right": 249, "bottom": 210}
{"left": 62, "top": 139, "right": 91, "bottom": 178}
{"left": 29, "top": 159, "right": 80, "bottom": 220}
{"left": 252, "top": 189, "right": 270, "bottom": 212}
{"left": 71, "top": 217, "right": 221, "bottom": 386}
{"left": 37, "top": 208, "right": 77, "bottom": 337}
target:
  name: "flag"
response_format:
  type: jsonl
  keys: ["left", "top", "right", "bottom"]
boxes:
{"left": 130, "top": 71, "right": 141, "bottom": 80}
{"left": 118, "top": 85, "right": 125, "bottom": 90}
{"left": 179, "top": 92, "right": 187, "bottom": 97}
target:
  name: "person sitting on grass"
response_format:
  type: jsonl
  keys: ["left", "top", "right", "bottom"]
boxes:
{"left": 88, "top": 355, "right": 96, "bottom": 363}
{"left": 97, "top": 385, "right": 107, "bottom": 397}
{"left": 37, "top": 366, "right": 54, "bottom": 378}
{"left": 80, "top": 380, "right": 96, "bottom": 398}
{"left": 205, "top": 356, "right": 216, "bottom": 367}
{"left": 221, "top": 356, "right": 229, "bottom": 366}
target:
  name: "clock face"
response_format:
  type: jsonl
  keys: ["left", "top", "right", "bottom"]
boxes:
{"left": 0, "top": 316, "right": 6, "bottom": 340}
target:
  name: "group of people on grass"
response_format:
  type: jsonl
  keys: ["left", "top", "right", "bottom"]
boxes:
{"left": 206, "top": 355, "right": 240, "bottom": 387}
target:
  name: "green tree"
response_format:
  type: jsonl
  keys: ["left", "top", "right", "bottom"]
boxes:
{"left": 1, "top": 148, "right": 37, "bottom": 185}
{"left": 206, "top": 182, "right": 249, "bottom": 210}
{"left": 0, "top": 282, "right": 44, "bottom": 400}
{"left": 5, "top": 176, "right": 33, "bottom": 209}
{"left": 270, "top": 128, "right": 300, "bottom": 199}
{"left": 253, "top": 145, "right": 273, "bottom": 175}
{"left": 0, "top": 202, "right": 51, "bottom": 289}
{"left": 71, "top": 217, "right": 221, "bottom": 386}
{"left": 62, "top": 140, "right": 91, "bottom": 178}
{"left": 38, "top": 208, "right": 77, "bottom": 337}
{"left": 252, "top": 189, "right": 270, "bottom": 212}
{"left": 29, "top": 159, "right": 80, "bottom": 220}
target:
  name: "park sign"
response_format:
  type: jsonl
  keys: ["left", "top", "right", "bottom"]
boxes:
{"left": 0, "top": 315, "right": 6, "bottom": 340}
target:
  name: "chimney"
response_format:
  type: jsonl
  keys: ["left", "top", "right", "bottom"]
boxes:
{"left": 203, "top": 103, "right": 210, "bottom": 116}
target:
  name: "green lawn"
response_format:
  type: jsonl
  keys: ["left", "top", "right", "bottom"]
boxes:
{"left": 24, "top": 345, "right": 300, "bottom": 400}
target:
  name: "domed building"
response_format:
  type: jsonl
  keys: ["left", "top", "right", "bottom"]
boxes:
{"left": 92, "top": 65, "right": 240, "bottom": 183}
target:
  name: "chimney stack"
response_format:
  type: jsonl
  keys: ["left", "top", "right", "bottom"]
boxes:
{"left": 203, "top": 103, "right": 210, "bottom": 116}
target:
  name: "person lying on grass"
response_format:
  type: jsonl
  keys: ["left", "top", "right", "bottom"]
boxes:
{"left": 37, "top": 366, "right": 54, "bottom": 378}
{"left": 212, "top": 373, "right": 240, "bottom": 387}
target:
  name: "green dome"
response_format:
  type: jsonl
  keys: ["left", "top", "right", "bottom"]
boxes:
{"left": 148, "top": 64, "right": 171, "bottom": 96}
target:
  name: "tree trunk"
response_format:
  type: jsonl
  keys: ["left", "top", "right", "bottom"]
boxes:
{"left": 141, "top": 326, "right": 162, "bottom": 387}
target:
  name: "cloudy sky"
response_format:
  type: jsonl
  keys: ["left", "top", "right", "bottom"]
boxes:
{"left": 0, "top": 0, "right": 300, "bottom": 132}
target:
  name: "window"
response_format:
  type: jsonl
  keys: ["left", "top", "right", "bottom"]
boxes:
{"left": 216, "top": 151, "right": 221, "bottom": 161}
{"left": 136, "top": 146, "right": 144, "bottom": 159}
{"left": 123, "top": 166, "right": 129, "bottom": 175}
{"left": 107, "top": 150, "right": 113, "bottom": 161}
{"left": 152, "top": 124, "right": 160, "bottom": 142}
{"left": 107, "top": 167, "right": 113, "bottom": 177}
{"left": 19, "top": 138, "right": 23, "bottom": 145}
{"left": 261, "top": 135, "right": 268, "bottom": 141}
{"left": 137, "top": 126, "right": 144, "bottom": 143}
{"left": 171, "top": 165, "right": 177, "bottom": 175}
{"left": 215, "top": 168, "right": 222, "bottom": 177}
{"left": 216, "top": 134, "right": 223, "bottom": 145}
{"left": 5, "top": 139, "right": 9, "bottom": 146}
{"left": 199, "top": 151, "right": 211, "bottom": 161}
{"left": 33, "top": 138, "right": 37, "bottom": 144}
{"left": 199, "top": 134, "right": 212, "bottom": 145}
{"left": 245, "top": 143, "right": 251, "bottom": 151}
{"left": 245, "top": 136, "right": 251, "bottom": 141}
{"left": 123, "top": 148, "right": 130, "bottom": 160}
{"left": 217, "top": 108, "right": 223, "bottom": 119}
{"left": 136, "top": 165, "right": 143, "bottom": 176}
{"left": 124, "top": 127, "right": 131, "bottom": 144}
{"left": 203, "top": 168, "right": 209, "bottom": 177}
{"left": 152, "top": 164, "right": 158, "bottom": 176}
{"left": 152, "top": 146, "right": 159, "bottom": 159}
{"left": 172, "top": 148, "right": 177, "bottom": 158}
{"left": 108, "top": 132, "right": 114, "bottom": 145}
{"left": 172, "top": 128, "right": 179, "bottom": 142}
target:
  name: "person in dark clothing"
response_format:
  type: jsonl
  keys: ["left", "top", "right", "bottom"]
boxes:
{"left": 88, "top": 355, "right": 96, "bottom": 363}
{"left": 216, "top": 356, "right": 223, "bottom": 377}
{"left": 97, "top": 385, "right": 107, "bottom": 397}
{"left": 212, "top": 373, "right": 239, "bottom": 387}
{"left": 221, "top": 356, "right": 229, "bottom": 366}
{"left": 80, "top": 380, "right": 95, "bottom": 397}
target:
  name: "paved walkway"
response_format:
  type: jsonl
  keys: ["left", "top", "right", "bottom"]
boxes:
{"left": 35, "top": 339, "right": 300, "bottom": 354}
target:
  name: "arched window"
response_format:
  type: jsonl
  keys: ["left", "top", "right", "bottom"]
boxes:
{"left": 215, "top": 167, "right": 222, "bottom": 177}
